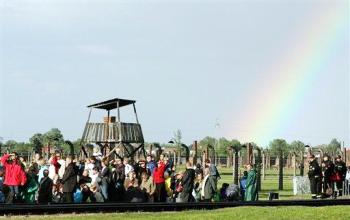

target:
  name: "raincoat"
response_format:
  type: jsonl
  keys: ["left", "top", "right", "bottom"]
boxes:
{"left": 244, "top": 169, "right": 257, "bottom": 201}
{"left": 23, "top": 173, "right": 39, "bottom": 203}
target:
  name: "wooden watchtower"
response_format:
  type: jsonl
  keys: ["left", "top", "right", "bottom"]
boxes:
{"left": 81, "top": 98, "right": 145, "bottom": 159}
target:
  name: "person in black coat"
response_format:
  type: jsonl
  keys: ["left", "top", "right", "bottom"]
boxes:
{"left": 321, "top": 155, "right": 335, "bottom": 198}
{"left": 61, "top": 157, "right": 77, "bottom": 203}
{"left": 308, "top": 154, "right": 321, "bottom": 199}
{"left": 79, "top": 169, "right": 92, "bottom": 185}
{"left": 180, "top": 162, "right": 195, "bottom": 202}
{"left": 109, "top": 160, "right": 125, "bottom": 202}
{"left": 38, "top": 169, "right": 53, "bottom": 204}
{"left": 334, "top": 155, "right": 347, "bottom": 196}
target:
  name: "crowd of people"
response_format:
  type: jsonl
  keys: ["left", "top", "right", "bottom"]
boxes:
{"left": 308, "top": 154, "right": 350, "bottom": 199}
{"left": 0, "top": 151, "right": 258, "bottom": 204}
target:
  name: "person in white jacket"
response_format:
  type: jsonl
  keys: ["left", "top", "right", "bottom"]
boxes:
{"left": 57, "top": 154, "right": 66, "bottom": 180}
{"left": 345, "top": 166, "right": 350, "bottom": 195}
{"left": 124, "top": 158, "right": 134, "bottom": 178}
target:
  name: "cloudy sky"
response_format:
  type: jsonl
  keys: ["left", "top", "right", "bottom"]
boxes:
{"left": 0, "top": 0, "right": 349, "bottom": 147}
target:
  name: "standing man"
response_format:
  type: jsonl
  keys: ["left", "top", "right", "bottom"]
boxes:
{"left": 308, "top": 154, "right": 322, "bottom": 199}
{"left": 146, "top": 155, "right": 157, "bottom": 176}
{"left": 61, "top": 156, "right": 77, "bottom": 203}
{"left": 1, "top": 152, "right": 27, "bottom": 203}
{"left": 180, "top": 162, "right": 195, "bottom": 202}
{"left": 334, "top": 155, "right": 347, "bottom": 197}
{"left": 38, "top": 169, "right": 53, "bottom": 204}
{"left": 244, "top": 164, "right": 257, "bottom": 201}
{"left": 99, "top": 157, "right": 110, "bottom": 201}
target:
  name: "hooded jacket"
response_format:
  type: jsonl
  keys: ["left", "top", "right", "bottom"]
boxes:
{"left": 1, "top": 154, "right": 27, "bottom": 186}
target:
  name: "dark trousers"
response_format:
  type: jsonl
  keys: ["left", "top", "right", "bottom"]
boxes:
{"left": 82, "top": 190, "right": 96, "bottom": 203}
{"left": 310, "top": 177, "right": 321, "bottom": 197}
{"left": 323, "top": 178, "right": 334, "bottom": 197}
{"left": 38, "top": 193, "right": 52, "bottom": 204}
{"left": 154, "top": 183, "right": 166, "bottom": 202}
{"left": 100, "top": 182, "right": 109, "bottom": 201}
{"left": 7, "top": 185, "right": 20, "bottom": 203}
{"left": 180, "top": 190, "right": 194, "bottom": 203}
{"left": 63, "top": 192, "right": 73, "bottom": 203}
{"left": 336, "top": 181, "right": 343, "bottom": 196}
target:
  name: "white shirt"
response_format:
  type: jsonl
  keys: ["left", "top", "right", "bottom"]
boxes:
{"left": 201, "top": 175, "right": 210, "bottom": 198}
{"left": 124, "top": 164, "right": 134, "bottom": 177}
{"left": 48, "top": 164, "right": 56, "bottom": 180}
{"left": 86, "top": 163, "right": 95, "bottom": 178}
{"left": 58, "top": 159, "right": 66, "bottom": 179}
{"left": 91, "top": 173, "right": 99, "bottom": 185}
{"left": 346, "top": 170, "right": 350, "bottom": 182}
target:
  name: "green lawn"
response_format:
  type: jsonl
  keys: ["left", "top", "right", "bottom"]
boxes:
{"left": 173, "top": 165, "right": 312, "bottom": 200}
{"left": 10, "top": 206, "right": 350, "bottom": 220}
{"left": 215, "top": 166, "right": 318, "bottom": 200}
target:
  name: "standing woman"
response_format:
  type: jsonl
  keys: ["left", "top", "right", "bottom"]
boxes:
{"left": 140, "top": 172, "right": 155, "bottom": 202}
{"left": 23, "top": 166, "right": 39, "bottom": 203}
{"left": 321, "top": 155, "right": 335, "bottom": 198}
{"left": 193, "top": 171, "right": 204, "bottom": 202}
{"left": 244, "top": 164, "right": 257, "bottom": 201}
{"left": 153, "top": 160, "right": 166, "bottom": 202}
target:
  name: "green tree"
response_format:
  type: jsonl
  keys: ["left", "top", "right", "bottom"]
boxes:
{"left": 61, "top": 139, "right": 82, "bottom": 155}
{"left": 217, "top": 137, "right": 231, "bottom": 156}
{"left": 269, "top": 139, "right": 289, "bottom": 156}
{"left": 2, "top": 140, "right": 32, "bottom": 154}
{"left": 171, "top": 129, "right": 183, "bottom": 163}
{"left": 199, "top": 136, "right": 216, "bottom": 148}
{"left": 43, "top": 128, "right": 64, "bottom": 147}
{"left": 12, "top": 142, "right": 32, "bottom": 154}
{"left": 30, "top": 133, "right": 44, "bottom": 154}
{"left": 172, "top": 130, "right": 182, "bottom": 147}
{"left": 230, "top": 139, "right": 241, "bottom": 149}
{"left": 220, "top": 139, "right": 241, "bottom": 156}
{"left": 327, "top": 138, "right": 341, "bottom": 157}
{"left": 269, "top": 139, "right": 288, "bottom": 190}
{"left": 3, "top": 140, "right": 17, "bottom": 153}
{"left": 199, "top": 136, "right": 217, "bottom": 159}
{"left": 289, "top": 140, "right": 305, "bottom": 155}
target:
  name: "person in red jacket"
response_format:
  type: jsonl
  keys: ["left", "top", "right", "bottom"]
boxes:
{"left": 1, "top": 152, "right": 27, "bottom": 203}
{"left": 153, "top": 160, "right": 166, "bottom": 202}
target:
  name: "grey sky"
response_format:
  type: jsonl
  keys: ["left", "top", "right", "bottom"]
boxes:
{"left": 0, "top": 0, "right": 348, "bottom": 147}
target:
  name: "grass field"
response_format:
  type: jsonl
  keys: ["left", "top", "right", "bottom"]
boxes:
{"left": 216, "top": 166, "right": 306, "bottom": 200}
{"left": 7, "top": 206, "right": 350, "bottom": 220}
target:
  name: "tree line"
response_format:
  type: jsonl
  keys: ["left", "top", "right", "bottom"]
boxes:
{"left": 0, "top": 128, "right": 81, "bottom": 155}
{"left": 0, "top": 128, "right": 343, "bottom": 158}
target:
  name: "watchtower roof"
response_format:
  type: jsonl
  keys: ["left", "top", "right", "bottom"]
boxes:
{"left": 87, "top": 98, "right": 136, "bottom": 110}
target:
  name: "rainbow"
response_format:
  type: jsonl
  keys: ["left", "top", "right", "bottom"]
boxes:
{"left": 225, "top": 4, "right": 348, "bottom": 146}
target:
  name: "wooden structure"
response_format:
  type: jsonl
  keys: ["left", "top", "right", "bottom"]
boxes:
{"left": 81, "top": 98, "right": 145, "bottom": 159}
